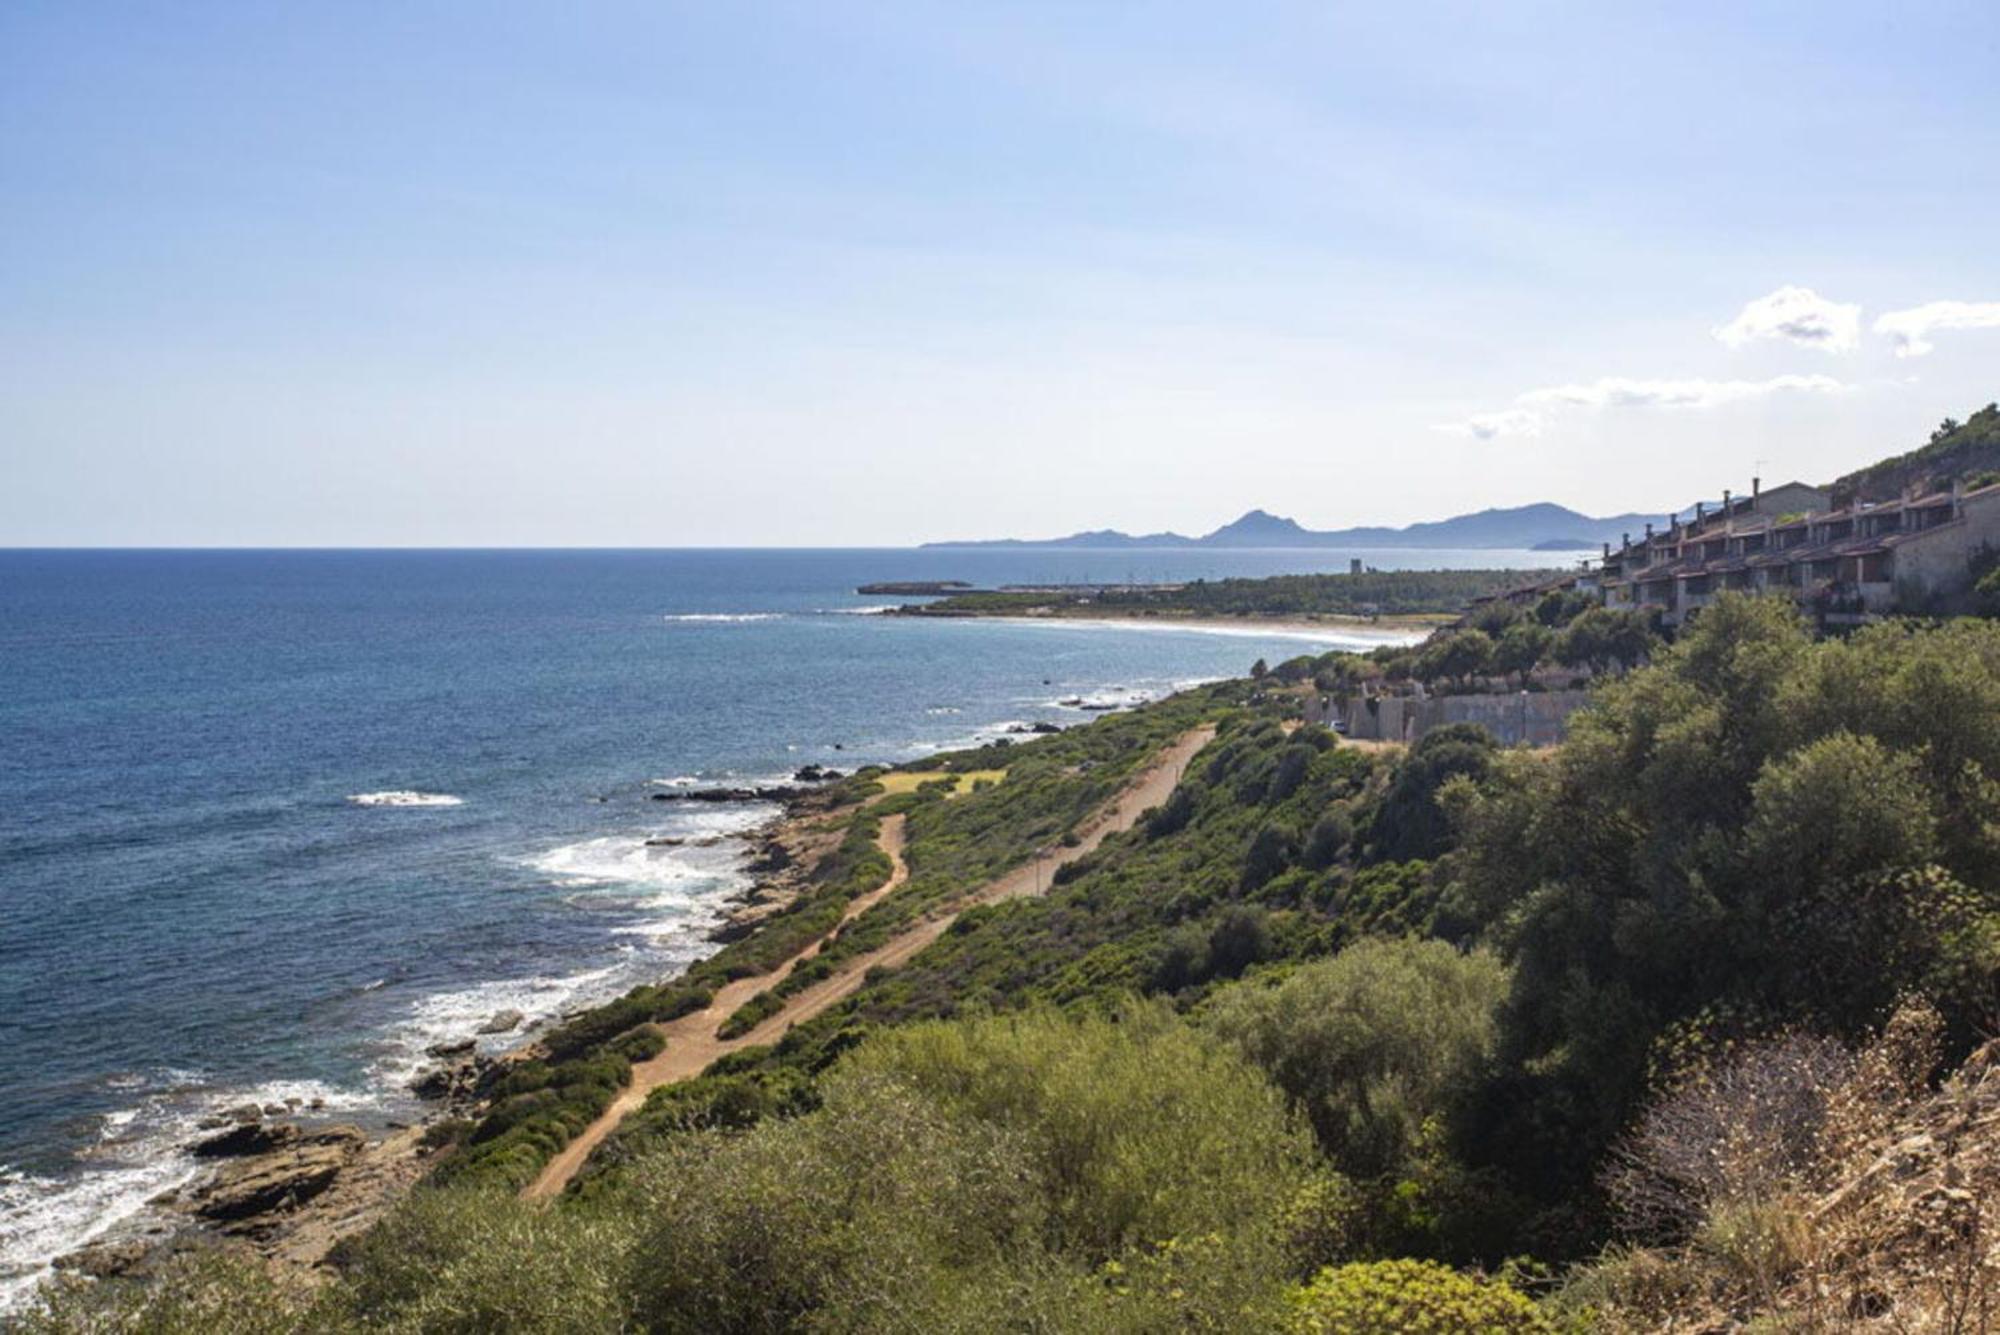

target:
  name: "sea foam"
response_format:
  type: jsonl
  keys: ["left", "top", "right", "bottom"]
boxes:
{"left": 660, "top": 612, "right": 783, "bottom": 623}
{"left": 347, "top": 791, "right": 464, "bottom": 807}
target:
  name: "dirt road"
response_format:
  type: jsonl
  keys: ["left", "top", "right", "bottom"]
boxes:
{"left": 523, "top": 725, "right": 1215, "bottom": 1200}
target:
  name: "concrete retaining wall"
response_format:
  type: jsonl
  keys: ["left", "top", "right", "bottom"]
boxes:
{"left": 1344, "top": 689, "right": 1590, "bottom": 748}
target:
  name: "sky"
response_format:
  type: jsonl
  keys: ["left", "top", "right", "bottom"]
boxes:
{"left": 3, "top": 2, "right": 1999, "bottom": 547}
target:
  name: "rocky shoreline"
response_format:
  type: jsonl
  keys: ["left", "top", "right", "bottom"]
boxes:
{"left": 47, "top": 775, "right": 854, "bottom": 1293}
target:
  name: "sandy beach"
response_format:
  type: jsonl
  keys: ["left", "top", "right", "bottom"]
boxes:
{"left": 975, "top": 612, "right": 1438, "bottom": 646}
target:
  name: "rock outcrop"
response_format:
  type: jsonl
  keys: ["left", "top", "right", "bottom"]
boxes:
{"left": 187, "top": 1126, "right": 366, "bottom": 1230}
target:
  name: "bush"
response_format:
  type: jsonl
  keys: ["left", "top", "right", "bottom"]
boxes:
{"left": 1204, "top": 939, "right": 1508, "bottom": 1178}
{"left": 1285, "top": 1259, "right": 1551, "bottom": 1333}
{"left": 327, "top": 1185, "right": 632, "bottom": 1331}
{"left": 618, "top": 1003, "right": 1315, "bottom": 1331}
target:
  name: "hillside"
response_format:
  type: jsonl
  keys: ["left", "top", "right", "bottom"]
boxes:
{"left": 33, "top": 596, "right": 2000, "bottom": 1332}
{"left": 924, "top": 501, "right": 1666, "bottom": 551}
{"left": 1834, "top": 402, "right": 2000, "bottom": 504}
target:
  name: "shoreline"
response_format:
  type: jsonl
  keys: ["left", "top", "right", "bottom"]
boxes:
{"left": 959, "top": 611, "right": 1440, "bottom": 644}
{"left": 30, "top": 787, "right": 842, "bottom": 1297}
{"left": 10, "top": 664, "right": 1255, "bottom": 1309}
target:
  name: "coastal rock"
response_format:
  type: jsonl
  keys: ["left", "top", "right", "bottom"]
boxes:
{"left": 189, "top": 1126, "right": 366, "bottom": 1226}
{"left": 410, "top": 1052, "right": 502, "bottom": 1104}
{"left": 650, "top": 784, "right": 809, "bottom": 804}
{"left": 262, "top": 1102, "right": 287, "bottom": 1116}
{"left": 477, "top": 1009, "right": 524, "bottom": 1035}
{"left": 425, "top": 1038, "right": 476, "bottom": 1060}
{"left": 193, "top": 1121, "right": 302, "bottom": 1159}
{"left": 1007, "top": 722, "right": 1063, "bottom": 735}
{"left": 644, "top": 836, "right": 685, "bottom": 847}
{"left": 745, "top": 840, "right": 792, "bottom": 874}
{"left": 226, "top": 1102, "right": 264, "bottom": 1124}
{"left": 53, "top": 1236, "right": 154, "bottom": 1279}
{"left": 791, "top": 764, "right": 844, "bottom": 783}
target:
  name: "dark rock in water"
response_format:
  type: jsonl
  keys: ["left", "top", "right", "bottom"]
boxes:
{"left": 261, "top": 1102, "right": 287, "bottom": 1116}
{"left": 1006, "top": 722, "right": 1064, "bottom": 735}
{"left": 411, "top": 1051, "right": 503, "bottom": 1103}
{"left": 192, "top": 1121, "right": 302, "bottom": 1159}
{"left": 651, "top": 784, "right": 810, "bottom": 804}
{"left": 225, "top": 1103, "right": 263, "bottom": 1124}
{"left": 1079, "top": 703, "right": 1120, "bottom": 712}
{"left": 426, "top": 1038, "right": 476, "bottom": 1060}
{"left": 477, "top": 1009, "right": 524, "bottom": 1035}
{"left": 189, "top": 1126, "right": 366, "bottom": 1224}
{"left": 791, "top": 764, "right": 845, "bottom": 783}
{"left": 1058, "top": 697, "right": 1084, "bottom": 707}
{"left": 644, "top": 836, "right": 685, "bottom": 847}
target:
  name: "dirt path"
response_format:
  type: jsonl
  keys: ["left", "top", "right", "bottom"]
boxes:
{"left": 523, "top": 725, "right": 1215, "bottom": 1200}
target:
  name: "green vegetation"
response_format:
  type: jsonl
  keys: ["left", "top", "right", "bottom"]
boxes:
{"left": 900, "top": 568, "right": 1556, "bottom": 619}
{"left": 1834, "top": 400, "right": 2000, "bottom": 503}
{"left": 41, "top": 591, "right": 2000, "bottom": 1331}
{"left": 1285, "top": 1259, "right": 1551, "bottom": 1333}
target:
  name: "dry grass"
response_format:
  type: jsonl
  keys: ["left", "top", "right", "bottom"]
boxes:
{"left": 872, "top": 768, "right": 1007, "bottom": 799}
{"left": 1566, "top": 1002, "right": 2000, "bottom": 1331}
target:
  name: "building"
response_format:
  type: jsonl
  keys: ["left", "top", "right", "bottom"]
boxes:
{"left": 1597, "top": 476, "right": 2000, "bottom": 627}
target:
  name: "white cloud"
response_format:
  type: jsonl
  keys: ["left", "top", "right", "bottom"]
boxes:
{"left": 1433, "top": 408, "right": 1543, "bottom": 440}
{"left": 1873, "top": 300, "right": 2000, "bottom": 357}
{"left": 1441, "top": 373, "right": 1847, "bottom": 443}
{"left": 1714, "top": 285, "right": 1861, "bottom": 353}
{"left": 1518, "top": 373, "right": 1848, "bottom": 410}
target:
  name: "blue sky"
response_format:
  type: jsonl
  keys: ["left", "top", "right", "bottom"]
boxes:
{"left": 4, "top": 3, "right": 1999, "bottom": 545}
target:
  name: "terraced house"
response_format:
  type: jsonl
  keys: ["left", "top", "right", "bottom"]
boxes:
{"left": 1597, "top": 475, "right": 2000, "bottom": 626}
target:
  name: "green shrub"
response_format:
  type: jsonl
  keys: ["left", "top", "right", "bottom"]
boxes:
{"left": 1285, "top": 1259, "right": 1551, "bottom": 1333}
{"left": 329, "top": 1185, "right": 632, "bottom": 1332}
{"left": 716, "top": 988, "right": 785, "bottom": 1040}
{"left": 609, "top": 1024, "right": 666, "bottom": 1063}
{"left": 1204, "top": 939, "right": 1507, "bottom": 1178}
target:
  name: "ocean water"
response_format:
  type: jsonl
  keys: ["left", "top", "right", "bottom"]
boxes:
{"left": 0, "top": 546, "right": 1538, "bottom": 1304}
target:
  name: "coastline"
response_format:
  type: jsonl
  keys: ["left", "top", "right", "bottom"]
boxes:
{"left": 34, "top": 786, "right": 847, "bottom": 1293}
{"left": 961, "top": 611, "right": 1442, "bottom": 643}
{"left": 4, "top": 606, "right": 1376, "bottom": 1314}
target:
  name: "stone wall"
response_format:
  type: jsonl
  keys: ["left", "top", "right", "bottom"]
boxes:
{"left": 1344, "top": 689, "right": 1591, "bottom": 748}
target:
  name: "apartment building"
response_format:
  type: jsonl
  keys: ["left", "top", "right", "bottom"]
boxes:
{"left": 1597, "top": 476, "right": 2000, "bottom": 626}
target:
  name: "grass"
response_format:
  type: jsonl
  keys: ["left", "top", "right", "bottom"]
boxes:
{"left": 872, "top": 768, "right": 1007, "bottom": 800}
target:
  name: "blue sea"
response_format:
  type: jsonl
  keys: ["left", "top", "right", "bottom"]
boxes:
{"left": 0, "top": 546, "right": 1541, "bottom": 1303}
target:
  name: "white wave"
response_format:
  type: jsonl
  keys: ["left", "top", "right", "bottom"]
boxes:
{"left": 368, "top": 965, "right": 628, "bottom": 1092}
{"left": 0, "top": 1156, "right": 198, "bottom": 1315}
{"left": 528, "top": 836, "right": 727, "bottom": 892}
{"left": 660, "top": 612, "right": 783, "bottom": 623}
{"left": 818, "top": 605, "right": 900, "bottom": 616}
{"left": 348, "top": 791, "right": 464, "bottom": 808}
{"left": 0, "top": 1073, "right": 369, "bottom": 1316}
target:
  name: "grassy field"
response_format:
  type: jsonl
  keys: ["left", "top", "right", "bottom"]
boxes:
{"left": 871, "top": 768, "right": 1007, "bottom": 799}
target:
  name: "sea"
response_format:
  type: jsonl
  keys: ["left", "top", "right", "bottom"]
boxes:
{"left": 0, "top": 546, "right": 1549, "bottom": 1307}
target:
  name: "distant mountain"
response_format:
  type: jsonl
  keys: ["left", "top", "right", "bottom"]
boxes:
{"left": 922, "top": 502, "right": 1669, "bottom": 552}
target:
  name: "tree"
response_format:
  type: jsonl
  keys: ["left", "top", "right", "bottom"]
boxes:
{"left": 1447, "top": 594, "right": 2000, "bottom": 1202}
{"left": 1205, "top": 938, "right": 1509, "bottom": 1177}
{"left": 1251, "top": 657, "right": 1270, "bottom": 679}
{"left": 1492, "top": 622, "right": 1553, "bottom": 689}
{"left": 1553, "top": 607, "right": 1655, "bottom": 675}
{"left": 1468, "top": 599, "right": 1524, "bottom": 637}
{"left": 1418, "top": 630, "right": 1494, "bottom": 691}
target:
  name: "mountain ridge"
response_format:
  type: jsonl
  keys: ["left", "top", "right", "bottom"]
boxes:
{"left": 922, "top": 501, "right": 1669, "bottom": 551}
